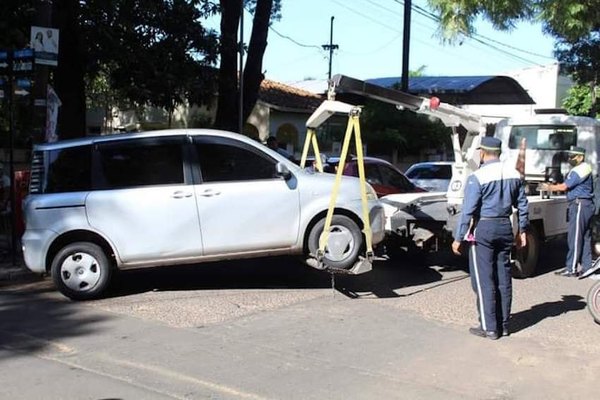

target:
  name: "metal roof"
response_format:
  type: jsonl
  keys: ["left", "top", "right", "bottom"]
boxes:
{"left": 365, "top": 76, "right": 535, "bottom": 105}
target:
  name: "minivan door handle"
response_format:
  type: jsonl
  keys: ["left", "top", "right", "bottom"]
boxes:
{"left": 171, "top": 191, "right": 193, "bottom": 199}
{"left": 198, "top": 189, "right": 221, "bottom": 197}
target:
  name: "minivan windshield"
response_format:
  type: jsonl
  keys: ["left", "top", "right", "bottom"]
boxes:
{"left": 508, "top": 125, "right": 577, "bottom": 150}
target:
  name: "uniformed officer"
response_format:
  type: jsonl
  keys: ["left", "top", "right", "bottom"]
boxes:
{"left": 452, "top": 137, "right": 529, "bottom": 340}
{"left": 540, "top": 146, "right": 595, "bottom": 277}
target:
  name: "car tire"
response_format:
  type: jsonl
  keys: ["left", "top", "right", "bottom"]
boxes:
{"left": 307, "top": 215, "right": 363, "bottom": 270}
{"left": 51, "top": 242, "right": 112, "bottom": 301}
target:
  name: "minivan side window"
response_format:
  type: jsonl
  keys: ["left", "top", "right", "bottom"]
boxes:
{"left": 45, "top": 145, "right": 92, "bottom": 193}
{"left": 194, "top": 137, "right": 277, "bottom": 182}
{"left": 96, "top": 138, "right": 184, "bottom": 189}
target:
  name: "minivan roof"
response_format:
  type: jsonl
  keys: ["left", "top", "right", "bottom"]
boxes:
{"left": 33, "top": 128, "right": 252, "bottom": 151}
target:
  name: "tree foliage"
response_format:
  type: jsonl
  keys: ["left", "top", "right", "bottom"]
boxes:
{"left": 426, "top": 0, "right": 599, "bottom": 43}
{"left": 555, "top": 31, "right": 600, "bottom": 117}
{"left": 80, "top": 0, "right": 221, "bottom": 130}
{"left": 361, "top": 99, "right": 451, "bottom": 157}
{"left": 562, "top": 84, "right": 594, "bottom": 117}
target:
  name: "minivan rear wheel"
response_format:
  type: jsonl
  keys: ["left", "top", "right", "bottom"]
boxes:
{"left": 307, "top": 215, "right": 362, "bottom": 270}
{"left": 51, "top": 242, "right": 112, "bottom": 301}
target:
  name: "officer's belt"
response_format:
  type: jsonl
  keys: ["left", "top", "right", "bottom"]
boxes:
{"left": 479, "top": 216, "right": 510, "bottom": 220}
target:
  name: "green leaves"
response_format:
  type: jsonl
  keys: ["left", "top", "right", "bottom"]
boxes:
{"left": 427, "top": 0, "right": 597, "bottom": 43}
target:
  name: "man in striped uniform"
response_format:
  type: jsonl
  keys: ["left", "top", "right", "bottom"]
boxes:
{"left": 541, "top": 146, "right": 595, "bottom": 278}
{"left": 452, "top": 137, "right": 529, "bottom": 340}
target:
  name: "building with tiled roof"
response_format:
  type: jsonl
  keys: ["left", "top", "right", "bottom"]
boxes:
{"left": 245, "top": 79, "right": 325, "bottom": 157}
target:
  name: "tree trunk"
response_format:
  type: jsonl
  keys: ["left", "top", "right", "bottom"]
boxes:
{"left": 214, "top": 0, "right": 242, "bottom": 132}
{"left": 591, "top": 79, "right": 598, "bottom": 118}
{"left": 53, "top": 0, "right": 86, "bottom": 139}
{"left": 242, "top": 0, "right": 272, "bottom": 123}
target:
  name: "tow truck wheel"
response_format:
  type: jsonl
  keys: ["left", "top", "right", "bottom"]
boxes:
{"left": 512, "top": 225, "right": 540, "bottom": 279}
{"left": 307, "top": 215, "right": 362, "bottom": 270}
{"left": 587, "top": 281, "right": 600, "bottom": 324}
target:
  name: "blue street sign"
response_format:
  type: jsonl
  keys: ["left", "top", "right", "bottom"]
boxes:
{"left": 16, "top": 78, "right": 32, "bottom": 89}
{"left": 13, "top": 48, "right": 34, "bottom": 73}
{"left": 14, "top": 48, "right": 34, "bottom": 58}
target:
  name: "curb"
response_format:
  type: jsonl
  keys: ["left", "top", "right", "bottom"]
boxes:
{"left": 0, "top": 262, "right": 42, "bottom": 283}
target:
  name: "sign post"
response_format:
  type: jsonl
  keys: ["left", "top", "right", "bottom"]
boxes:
{"left": 0, "top": 48, "right": 34, "bottom": 264}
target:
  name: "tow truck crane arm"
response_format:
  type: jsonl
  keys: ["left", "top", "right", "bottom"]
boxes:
{"left": 319, "top": 74, "right": 487, "bottom": 206}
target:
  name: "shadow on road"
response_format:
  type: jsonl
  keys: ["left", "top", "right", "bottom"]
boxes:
{"left": 510, "top": 294, "right": 586, "bottom": 334}
{"left": 105, "top": 253, "right": 452, "bottom": 300}
{"left": 0, "top": 291, "right": 111, "bottom": 361}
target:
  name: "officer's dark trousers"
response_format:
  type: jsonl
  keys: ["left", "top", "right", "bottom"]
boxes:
{"left": 566, "top": 199, "right": 595, "bottom": 273}
{"left": 469, "top": 218, "right": 514, "bottom": 334}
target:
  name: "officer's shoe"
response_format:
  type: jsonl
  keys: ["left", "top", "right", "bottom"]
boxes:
{"left": 469, "top": 326, "right": 499, "bottom": 340}
{"left": 554, "top": 268, "right": 579, "bottom": 277}
{"left": 502, "top": 328, "right": 510, "bottom": 337}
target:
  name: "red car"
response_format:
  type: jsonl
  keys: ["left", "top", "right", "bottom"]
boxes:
{"left": 326, "top": 156, "right": 426, "bottom": 197}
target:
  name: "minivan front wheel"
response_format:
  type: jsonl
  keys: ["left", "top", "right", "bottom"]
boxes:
{"left": 307, "top": 215, "right": 363, "bottom": 270}
{"left": 51, "top": 242, "right": 112, "bottom": 300}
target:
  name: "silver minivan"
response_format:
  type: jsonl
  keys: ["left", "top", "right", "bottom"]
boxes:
{"left": 22, "top": 129, "right": 385, "bottom": 300}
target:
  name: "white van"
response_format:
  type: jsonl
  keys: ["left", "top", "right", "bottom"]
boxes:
{"left": 22, "top": 129, "right": 385, "bottom": 300}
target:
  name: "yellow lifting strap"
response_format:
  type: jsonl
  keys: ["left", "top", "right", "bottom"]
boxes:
{"left": 299, "top": 128, "right": 324, "bottom": 172}
{"left": 317, "top": 107, "right": 374, "bottom": 264}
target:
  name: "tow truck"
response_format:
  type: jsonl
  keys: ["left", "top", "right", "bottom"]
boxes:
{"left": 303, "top": 74, "right": 600, "bottom": 278}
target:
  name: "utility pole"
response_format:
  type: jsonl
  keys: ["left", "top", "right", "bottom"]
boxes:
{"left": 322, "top": 16, "right": 339, "bottom": 80}
{"left": 401, "top": 0, "right": 412, "bottom": 92}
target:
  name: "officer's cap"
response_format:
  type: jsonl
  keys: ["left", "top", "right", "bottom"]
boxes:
{"left": 567, "top": 145, "right": 585, "bottom": 156}
{"left": 478, "top": 137, "right": 502, "bottom": 151}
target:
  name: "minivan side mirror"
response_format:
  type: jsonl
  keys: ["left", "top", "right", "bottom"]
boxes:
{"left": 276, "top": 162, "right": 292, "bottom": 180}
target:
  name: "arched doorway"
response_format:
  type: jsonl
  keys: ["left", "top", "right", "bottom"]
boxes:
{"left": 276, "top": 123, "right": 299, "bottom": 150}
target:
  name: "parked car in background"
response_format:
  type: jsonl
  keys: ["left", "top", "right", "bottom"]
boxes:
{"left": 22, "top": 130, "right": 386, "bottom": 300}
{"left": 404, "top": 161, "right": 453, "bottom": 192}
{"left": 325, "top": 156, "right": 426, "bottom": 197}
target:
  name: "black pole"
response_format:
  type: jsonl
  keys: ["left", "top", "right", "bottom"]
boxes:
{"left": 328, "top": 16, "right": 334, "bottom": 80}
{"left": 401, "top": 0, "right": 412, "bottom": 92}
{"left": 322, "top": 16, "right": 339, "bottom": 81}
{"left": 238, "top": 2, "right": 244, "bottom": 134}
{"left": 7, "top": 55, "right": 16, "bottom": 265}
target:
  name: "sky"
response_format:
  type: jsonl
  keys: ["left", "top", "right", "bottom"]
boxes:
{"left": 242, "top": 0, "right": 558, "bottom": 84}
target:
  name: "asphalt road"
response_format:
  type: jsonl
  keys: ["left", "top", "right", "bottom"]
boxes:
{"left": 1, "top": 240, "right": 599, "bottom": 399}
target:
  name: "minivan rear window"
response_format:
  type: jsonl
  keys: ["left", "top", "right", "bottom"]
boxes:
{"left": 45, "top": 145, "right": 92, "bottom": 193}
{"left": 97, "top": 139, "right": 184, "bottom": 189}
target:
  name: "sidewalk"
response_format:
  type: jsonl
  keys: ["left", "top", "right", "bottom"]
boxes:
{"left": 0, "top": 254, "right": 42, "bottom": 283}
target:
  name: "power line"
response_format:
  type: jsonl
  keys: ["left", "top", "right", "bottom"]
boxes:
{"left": 268, "top": 25, "right": 322, "bottom": 50}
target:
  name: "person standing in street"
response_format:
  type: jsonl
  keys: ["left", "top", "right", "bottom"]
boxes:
{"left": 540, "top": 146, "right": 596, "bottom": 278}
{"left": 266, "top": 136, "right": 295, "bottom": 162}
{"left": 452, "top": 137, "right": 529, "bottom": 340}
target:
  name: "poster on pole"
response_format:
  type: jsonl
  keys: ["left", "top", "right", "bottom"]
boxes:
{"left": 30, "top": 26, "right": 59, "bottom": 66}
{"left": 46, "top": 85, "right": 61, "bottom": 143}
